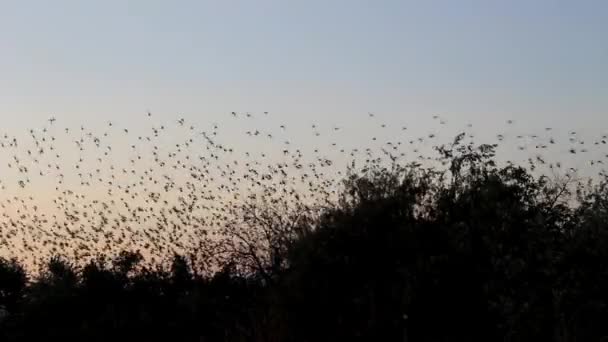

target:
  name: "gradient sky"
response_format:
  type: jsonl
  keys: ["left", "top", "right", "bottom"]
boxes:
{"left": 0, "top": 0, "right": 607, "bottom": 263}
{"left": 0, "top": 0, "right": 607, "bottom": 134}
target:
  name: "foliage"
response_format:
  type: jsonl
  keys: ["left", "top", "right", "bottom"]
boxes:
{"left": 0, "top": 141, "right": 607, "bottom": 341}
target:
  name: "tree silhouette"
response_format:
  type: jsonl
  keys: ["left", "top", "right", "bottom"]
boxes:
{"left": 0, "top": 136, "right": 606, "bottom": 341}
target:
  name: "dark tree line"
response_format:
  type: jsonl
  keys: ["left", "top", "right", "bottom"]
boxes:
{"left": 0, "top": 140, "right": 607, "bottom": 341}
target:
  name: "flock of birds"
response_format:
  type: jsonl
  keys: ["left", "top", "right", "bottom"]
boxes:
{"left": 0, "top": 111, "right": 606, "bottom": 271}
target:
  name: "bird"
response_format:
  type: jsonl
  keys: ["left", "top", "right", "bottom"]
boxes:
{"left": 0, "top": 106, "right": 603, "bottom": 279}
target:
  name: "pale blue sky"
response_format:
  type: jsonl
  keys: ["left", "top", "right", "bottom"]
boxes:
{"left": 2, "top": 0, "right": 608, "bottom": 262}
{"left": 0, "top": 0, "right": 607, "bottom": 135}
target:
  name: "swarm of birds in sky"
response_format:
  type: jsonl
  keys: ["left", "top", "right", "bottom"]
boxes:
{"left": 0, "top": 111, "right": 606, "bottom": 271}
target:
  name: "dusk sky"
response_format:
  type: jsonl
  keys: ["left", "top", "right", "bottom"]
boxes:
{"left": 1, "top": 0, "right": 606, "bottom": 134}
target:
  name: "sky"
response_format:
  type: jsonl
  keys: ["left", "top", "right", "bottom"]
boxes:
{"left": 0, "top": 0, "right": 607, "bottom": 263}
{"left": 0, "top": 0, "right": 606, "bottom": 132}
